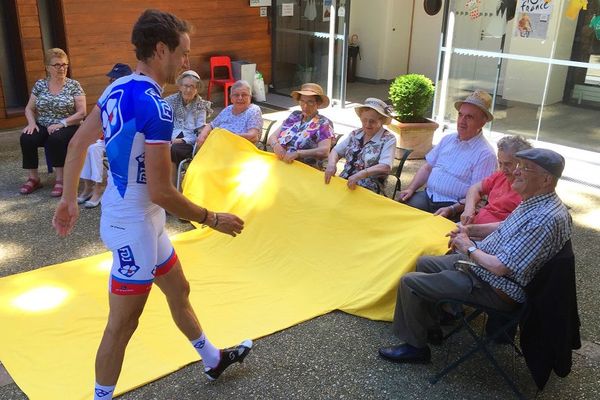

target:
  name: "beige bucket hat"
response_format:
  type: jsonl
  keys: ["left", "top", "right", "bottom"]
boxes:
{"left": 354, "top": 97, "right": 393, "bottom": 125}
{"left": 454, "top": 90, "right": 494, "bottom": 121}
{"left": 290, "top": 83, "right": 330, "bottom": 109}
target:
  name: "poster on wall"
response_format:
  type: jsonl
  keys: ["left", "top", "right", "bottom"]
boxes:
{"left": 282, "top": 2, "right": 294, "bottom": 17}
{"left": 323, "top": 0, "right": 332, "bottom": 22}
{"left": 513, "top": 0, "right": 553, "bottom": 39}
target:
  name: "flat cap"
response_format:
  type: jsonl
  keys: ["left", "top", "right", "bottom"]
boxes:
{"left": 515, "top": 148, "right": 565, "bottom": 178}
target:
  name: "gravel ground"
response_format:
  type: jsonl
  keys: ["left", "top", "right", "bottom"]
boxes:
{"left": 1, "top": 127, "right": 599, "bottom": 399}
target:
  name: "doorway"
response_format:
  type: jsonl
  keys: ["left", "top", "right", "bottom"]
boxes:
{"left": 271, "top": 0, "right": 350, "bottom": 105}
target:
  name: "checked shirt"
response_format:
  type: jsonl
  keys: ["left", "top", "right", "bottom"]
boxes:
{"left": 475, "top": 192, "right": 572, "bottom": 303}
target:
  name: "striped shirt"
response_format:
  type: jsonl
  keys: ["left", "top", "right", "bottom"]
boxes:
{"left": 475, "top": 192, "right": 572, "bottom": 303}
{"left": 425, "top": 131, "right": 497, "bottom": 202}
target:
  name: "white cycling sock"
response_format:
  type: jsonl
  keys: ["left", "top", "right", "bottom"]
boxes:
{"left": 191, "top": 332, "right": 221, "bottom": 368}
{"left": 94, "top": 382, "right": 115, "bottom": 400}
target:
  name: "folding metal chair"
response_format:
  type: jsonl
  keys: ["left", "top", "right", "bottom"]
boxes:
{"left": 429, "top": 297, "right": 527, "bottom": 400}
{"left": 256, "top": 119, "right": 277, "bottom": 151}
{"left": 387, "top": 147, "right": 413, "bottom": 199}
{"left": 176, "top": 141, "right": 198, "bottom": 192}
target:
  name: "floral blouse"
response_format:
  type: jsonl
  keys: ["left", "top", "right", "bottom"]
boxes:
{"left": 165, "top": 92, "right": 212, "bottom": 144}
{"left": 334, "top": 127, "right": 397, "bottom": 193}
{"left": 274, "top": 110, "right": 334, "bottom": 169}
{"left": 32, "top": 78, "right": 85, "bottom": 127}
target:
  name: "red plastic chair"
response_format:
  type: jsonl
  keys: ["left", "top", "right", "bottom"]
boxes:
{"left": 207, "top": 56, "right": 235, "bottom": 107}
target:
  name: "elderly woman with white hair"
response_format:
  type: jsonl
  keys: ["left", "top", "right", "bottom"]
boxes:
{"left": 165, "top": 70, "right": 213, "bottom": 168}
{"left": 197, "top": 80, "right": 263, "bottom": 147}
{"left": 325, "top": 98, "right": 397, "bottom": 193}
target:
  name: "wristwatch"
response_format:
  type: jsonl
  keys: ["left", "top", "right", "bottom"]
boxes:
{"left": 60, "top": 119, "right": 68, "bottom": 128}
{"left": 467, "top": 246, "right": 477, "bottom": 258}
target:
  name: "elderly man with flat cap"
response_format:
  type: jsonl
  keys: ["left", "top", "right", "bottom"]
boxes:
{"left": 397, "top": 90, "right": 498, "bottom": 219}
{"left": 379, "top": 148, "right": 572, "bottom": 363}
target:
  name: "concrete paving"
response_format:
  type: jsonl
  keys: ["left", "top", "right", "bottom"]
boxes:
{"left": 0, "top": 107, "right": 599, "bottom": 399}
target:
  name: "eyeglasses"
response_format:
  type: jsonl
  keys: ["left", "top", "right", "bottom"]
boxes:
{"left": 299, "top": 99, "right": 317, "bottom": 106}
{"left": 515, "top": 162, "right": 544, "bottom": 174}
{"left": 231, "top": 93, "right": 250, "bottom": 99}
{"left": 180, "top": 84, "right": 197, "bottom": 91}
{"left": 49, "top": 63, "right": 69, "bottom": 69}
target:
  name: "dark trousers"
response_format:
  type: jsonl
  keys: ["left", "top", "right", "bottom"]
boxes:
{"left": 392, "top": 254, "right": 516, "bottom": 348}
{"left": 170, "top": 142, "right": 194, "bottom": 165}
{"left": 406, "top": 190, "right": 457, "bottom": 219}
{"left": 20, "top": 124, "right": 79, "bottom": 169}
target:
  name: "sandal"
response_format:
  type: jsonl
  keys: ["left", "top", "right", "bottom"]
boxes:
{"left": 50, "top": 180, "right": 63, "bottom": 197}
{"left": 19, "top": 178, "right": 42, "bottom": 195}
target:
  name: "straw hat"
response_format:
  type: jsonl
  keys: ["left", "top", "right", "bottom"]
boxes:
{"left": 354, "top": 97, "right": 393, "bottom": 125}
{"left": 454, "top": 90, "right": 494, "bottom": 121}
{"left": 291, "top": 83, "right": 330, "bottom": 109}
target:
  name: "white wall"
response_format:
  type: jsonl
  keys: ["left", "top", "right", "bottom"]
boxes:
{"left": 349, "top": 0, "right": 442, "bottom": 81}
{"left": 408, "top": 2, "right": 443, "bottom": 80}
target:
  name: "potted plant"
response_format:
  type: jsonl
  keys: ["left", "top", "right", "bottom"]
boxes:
{"left": 387, "top": 73, "right": 439, "bottom": 159}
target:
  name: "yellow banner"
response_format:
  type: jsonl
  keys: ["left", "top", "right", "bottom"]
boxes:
{"left": 0, "top": 130, "right": 454, "bottom": 399}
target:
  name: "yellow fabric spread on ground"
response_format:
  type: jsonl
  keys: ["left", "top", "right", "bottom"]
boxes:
{"left": 0, "top": 129, "right": 454, "bottom": 399}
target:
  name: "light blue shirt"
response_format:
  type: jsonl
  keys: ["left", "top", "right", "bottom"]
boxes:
{"left": 425, "top": 131, "right": 497, "bottom": 202}
{"left": 210, "top": 104, "right": 263, "bottom": 135}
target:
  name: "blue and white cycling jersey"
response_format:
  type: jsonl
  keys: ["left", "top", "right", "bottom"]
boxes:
{"left": 98, "top": 74, "right": 173, "bottom": 221}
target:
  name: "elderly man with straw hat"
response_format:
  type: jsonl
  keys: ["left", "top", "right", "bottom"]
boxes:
{"left": 268, "top": 82, "right": 334, "bottom": 170}
{"left": 325, "top": 97, "right": 397, "bottom": 193}
{"left": 397, "top": 90, "right": 497, "bottom": 219}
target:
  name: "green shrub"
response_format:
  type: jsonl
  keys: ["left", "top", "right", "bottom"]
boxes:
{"left": 389, "top": 74, "right": 435, "bottom": 123}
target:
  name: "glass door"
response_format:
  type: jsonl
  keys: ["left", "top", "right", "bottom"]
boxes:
{"left": 272, "top": 0, "right": 350, "bottom": 105}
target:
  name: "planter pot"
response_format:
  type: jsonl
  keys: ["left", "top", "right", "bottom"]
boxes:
{"left": 387, "top": 118, "right": 439, "bottom": 159}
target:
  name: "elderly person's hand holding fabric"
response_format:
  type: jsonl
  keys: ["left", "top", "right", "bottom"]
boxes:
{"left": 325, "top": 98, "right": 397, "bottom": 193}
{"left": 165, "top": 70, "right": 212, "bottom": 174}
{"left": 19, "top": 48, "right": 87, "bottom": 196}
{"left": 196, "top": 80, "right": 262, "bottom": 148}
{"left": 268, "top": 83, "right": 334, "bottom": 170}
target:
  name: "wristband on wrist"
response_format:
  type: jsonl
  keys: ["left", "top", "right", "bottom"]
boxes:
{"left": 60, "top": 118, "right": 68, "bottom": 128}
{"left": 212, "top": 212, "right": 219, "bottom": 228}
{"left": 198, "top": 208, "right": 208, "bottom": 224}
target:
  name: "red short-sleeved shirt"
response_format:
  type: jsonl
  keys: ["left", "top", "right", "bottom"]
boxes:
{"left": 473, "top": 171, "right": 522, "bottom": 224}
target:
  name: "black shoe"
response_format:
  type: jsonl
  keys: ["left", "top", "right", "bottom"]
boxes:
{"left": 427, "top": 328, "right": 444, "bottom": 346}
{"left": 378, "top": 343, "right": 431, "bottom": 364}
{"left": 204, "top": 339, "right": 253, "bottom": 381}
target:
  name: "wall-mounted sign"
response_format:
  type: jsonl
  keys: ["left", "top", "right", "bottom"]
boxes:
{"left": 260, "top": 6, "right": 268, "bottom": 17}
{"left": 250, "top": 0, "right": 271, "bottom": 7}
{"left": 514, "top": 0, "right": 553, "bottom": 40}
{"left": 282, "top": 3, "right": 294, "bottom": 17}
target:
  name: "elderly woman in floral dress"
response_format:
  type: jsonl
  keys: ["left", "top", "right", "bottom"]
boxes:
{"left": 325, "top": 98, "right": 397, "bottom": 194}
{"left": 268, "top": 83, "right": 334, "bottom": 170}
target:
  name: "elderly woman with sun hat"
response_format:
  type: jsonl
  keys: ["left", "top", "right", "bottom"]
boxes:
{"left": 325, "top": 98, "right": 397, "bottom": 193}
{"left": 268, "top": 82, "right": 334, "bottom": 170}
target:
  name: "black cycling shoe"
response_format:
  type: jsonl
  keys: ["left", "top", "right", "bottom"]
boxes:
{"left": 204, "top": 339, "right": 253, "bottom": 381}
